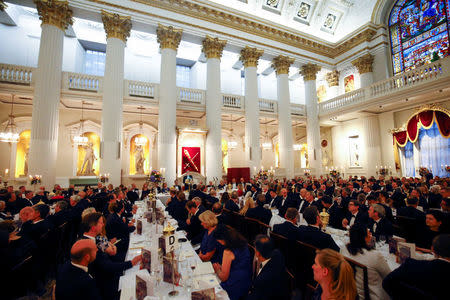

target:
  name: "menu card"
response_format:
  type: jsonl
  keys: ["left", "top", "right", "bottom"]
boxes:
{"left": 397, "top": 242, "right": 416, "bottom": 264}
{"left": 136, "top": 275, "right": 147, "bottom": 300}
{"left": 136, "top": 220, "right": 142, "bottom": 235}
{"left": 141, "top": 248, "right": 151, "bottom": 272}
{"left": 163, "top": 254, "right": 180, "bottom": 285}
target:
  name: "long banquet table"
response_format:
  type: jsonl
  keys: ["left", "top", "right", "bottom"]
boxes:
{"left": 267, "top": 208, "right": 434, "bottom": 271}
{"left": 119, "top": 199, "right": 229, "bottom": 300}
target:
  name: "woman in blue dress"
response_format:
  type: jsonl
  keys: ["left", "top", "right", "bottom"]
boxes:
{"left": 212, "top": 225, "right": 252, "bottom": 300}
{"left": 198, "top": 211, "right": 223, "bottom": 263}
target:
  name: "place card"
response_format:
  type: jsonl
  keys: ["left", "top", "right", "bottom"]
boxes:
{"left": 163, "top": 254, "right": 181, "bottom": 285}
{"left": 136, "top": 275, "right": 147, "bottom": 300}
{"left": 397, "top": 242, "right": 416, "bottom": 264}
{"left": 193, "top": 262, "right": 215, "bottom": 276}
{"left": 137, "top": 220, "right": 143, "bottom": 235}
{"left": 141, "top": 248, "right": 151, "bottom": 272}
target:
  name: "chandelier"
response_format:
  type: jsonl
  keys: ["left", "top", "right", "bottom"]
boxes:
{"left": 0, "top": 95, "right": 19, "bottom": 143}
{"left": 134, "top": 106, "right": 147, "bottom": 146}
{"left": 261, "top": 118, "right": 272, "bottom": 150}
{"left": 228, "top": 114, "right": 237, "bottom": 149}
{"left": 73, "top": 101, "right": 89, "bottom": 146}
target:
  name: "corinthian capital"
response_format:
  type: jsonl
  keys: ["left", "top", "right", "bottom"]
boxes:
{"left": 272, "top": 55, "right": 294, "bottom": 75}
{"left": 325, "top": 70, "right": 340, "bottom": 87}
{"left": 156, "top": 24, "right": 182, "bottom": 51}
{"left": 352, "top": 53, "right": 374, "bottom": 74}
{"left": 202, "top": 35, "right": 227, "bottom": 60}
{"left": 300, "top": 63, "right": 321, "bottom": 81}
{"left": 240, "top": 46, "right": 264, "bottom": 68}
{"left": 101, "top": 10, "right": 132, "bottom": 43}
{"left": 34, "top": 0, "right": 73, "bottom": 31}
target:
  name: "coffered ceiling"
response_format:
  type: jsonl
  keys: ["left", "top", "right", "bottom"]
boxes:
{"left": 198, "top": 0, "right": 380, "bottom": 43}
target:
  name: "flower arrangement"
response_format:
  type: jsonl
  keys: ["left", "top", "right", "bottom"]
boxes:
{"left": 29, "top": 175, "right": 42, "bottom": 185}
{"left": 257, "top": 170, "right": 269, "bottom": 180}
{"left": 378, "top": 168, "right": 388, "bottom": 176}
{"left": 304, "top": 169, "right": 311, "bottom": 176}
{"left": 329, "top": 169, "right": 340, "bottom": 178}
{"left": 419, "top": 167, "right": 430, "bottom": 177}
{"left": 446, "top": 166, "right": 450, "bottom": 173}
{"left": 147, "top": 170, "right": 162, "bottom": 183}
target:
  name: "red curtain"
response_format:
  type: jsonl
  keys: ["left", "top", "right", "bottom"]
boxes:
{"left": 435, "top": 111, "right": 450, "bottom": 137}
{"left": 181, "top": 147, "right": 201, "bottom": 174}
{"left": 393, "top": 109, "right": 450, "bottom": 147}
{"left": 227, "top": 167, "right": 250, "bottom": 183}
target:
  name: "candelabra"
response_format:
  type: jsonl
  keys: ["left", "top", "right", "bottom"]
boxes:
{"left": 99, "top": 173, "right": 110, "bottom": 183}
{"left": 29, "top": 174, "right": 41, "bottom": 191}
{"left": 376, "top": 166, "right": 392, "bottom": 176}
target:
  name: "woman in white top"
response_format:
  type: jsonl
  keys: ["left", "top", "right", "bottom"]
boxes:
{"left": 239, "top": 191, "right": 255, "bottom": 216}
{"left": 340, "top": 224, "right": 391, "bottom": 300}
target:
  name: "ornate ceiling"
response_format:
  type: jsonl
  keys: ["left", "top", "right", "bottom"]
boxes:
{"left": 199, "top": 0, "right": 381, "bottom": 43}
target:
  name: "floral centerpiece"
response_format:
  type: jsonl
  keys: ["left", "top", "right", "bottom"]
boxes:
{"left": 329, "top": 169, "right": 340, "bottom": 178}
{"left": 147, "top": 170, "right": 162, "bottom": 183}
{"left": 378, "top": 168, "right": 388, "bottom": 176}
{"left": 419, "top": 167, "right": 430, "bottom": 177}
{"left": 29, "top": 175, "right": 42, "bottom": 185}
{"left": 304, "top": 169, "right": 311, "bottom": 176}
{"left": 257, "top": 170, "right": 269, "bottom": 180}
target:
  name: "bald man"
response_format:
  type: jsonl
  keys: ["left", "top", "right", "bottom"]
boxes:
{"left": 55, "top": 239, "right": 101, "bottom": 300}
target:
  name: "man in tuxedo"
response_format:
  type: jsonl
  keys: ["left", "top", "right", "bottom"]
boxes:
{"left": 368, "top": 204, "right": 393, "bottom": 240}
{"left": 185, "top": 200, "right": 204, "bottom": 244}
{"left": 247, "top": 235, "right": 288, "bottom": 300}
{"left": 272, "top": 208, "right": 302, "bottom": 241}
{"left": 397, "top": 197, "right": 426, "bottom": 223}
{"left": 298, "top": 190, "right": 315, "bottom": 214}
{"left": 188, "top": 184, "right": 206, "bottom": 201}
{"left": 391, "top": 186, "right": 406, "bottom": 209}
{"left": 277, "top": 188, "right": 296, "bottom": 217}
{"left": 20, "top": 204, "right": 52, "bottom": 242}
{"left": 267, "top": 190, "right": 278, "bottom": 208}
{"left": 298, "top": 206, "right": 340, "bottom": 251}
{"left": 342, "top": 199, "right": 369, "bottom": 230}
{"left": 382, "top": 234, "right": 450, "bottom": 299}
{"left": 212, "top": 202, "right": 226, "bottom": 224}
{"left": 246, "top": 195, "right": 272, "bottom": 225}
{"left": 55, "top": 239, "right": 101, "bottom": 300}
{"left": 15, "top": 190, "right": 36, "bottom": 210}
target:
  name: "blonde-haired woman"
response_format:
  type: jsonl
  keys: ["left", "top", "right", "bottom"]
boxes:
{"left": 239, "top": 191, "right": 255, "bottom": 215}
{"left": 312, "top": 248, "right": 356, "bottom": 300}
{"left": 199, "top": 210, "right": 223, "bottom": 263}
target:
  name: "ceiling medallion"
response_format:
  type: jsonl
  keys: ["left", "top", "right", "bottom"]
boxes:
{"left": 323, "top": 14, "right": 336, "bottom": 29}
{"left": 266, "top": 0, "right": 280, "bottom": 9}
{"left": 297, "top": 2, "right": 310, "bottom": 19}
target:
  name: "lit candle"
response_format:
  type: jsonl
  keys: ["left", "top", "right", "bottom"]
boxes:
{"left": 5, "top": 169, "right": 8, "bottom": 176}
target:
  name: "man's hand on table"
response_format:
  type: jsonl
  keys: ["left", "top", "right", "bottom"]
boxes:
{"left": 131, "top": 254, "right": 142, "bottom": 266}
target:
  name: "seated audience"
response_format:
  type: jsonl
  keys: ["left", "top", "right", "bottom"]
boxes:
{"left": 225, "top": 192, "right": 240, "bottom": 212}
{"left": 245, "top": 194, "right": 272, "bottom": 225}
{"left": 341, "top": 224, "right": 391, "bottom": 300}
{"left": 382, "top": 234, "right": 450, "bottom": 299}
{"left": 55, "top": 239, "right": 101, "bottom": 300}
{"left": 298, "top": 206, "right": 340, "bottom": 252}
{"left": 20, "top": 204, "right": 52, "bottom": 242}
{"left": 212, "top": 202, "right": 226, "bottom": 224}
{"left": 312, "top": 248, "right": 356, "bottom": 300}
{"left": 240, "top": 191, "right": 255, "bottom": 215}
{"left": 213, "top": 225, "right": 252, "bottom": 300}
{"left": 342, "top": 199, "right": 369, "bottom": 229}
{"left": 397, "top": 197, "right": 426, "bottom": 222}
{"left": 48, "top": 200, "right": 72, "bottom": 228}
{"left": 0, "top": 220, "right": 36, "bottom": 269}
{"left": 198, "top": 210, "right": 223, "bottom": 263}
{"left": 247, "top": 235, "right": 288, "bottom": 300}
{"left": 185, "top": 200, "right": 204, "bottom": 244}
{"left": 105, "top": 201, "right": 135, "bottom": 261}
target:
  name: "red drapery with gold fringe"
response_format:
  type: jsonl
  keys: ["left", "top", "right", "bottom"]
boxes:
{"left": 393, "top": 109, "right": 450, "bottom": 147}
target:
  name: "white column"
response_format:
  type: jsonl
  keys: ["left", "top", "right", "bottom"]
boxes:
{"left": 352, "top": 53, "right": 374, "bottom": 88}
{"left": 203, "top": 36, "right": 226, "bottom": 182}
{"left": 378, "top": 111, "right": 397, "bottom": 176}
{"left": 28, "top": 2, "right": 72, "bottom": 189}
{"left": 362, "top": 116, "right": 382, "bottom": 177}
{"left": 301, "top": 64, "right": 322, "bottom": 176}
{"left": 156, "top": 25, "right": 182, "bottom": 185}
{"left": 273, "top": 55, "right": 294, "bottom": 179}
{"left": 240, "top": 47, "right": 263, "bottom": 176}
{"left": 100, "top": 11, "right": 131, "bottom": 187}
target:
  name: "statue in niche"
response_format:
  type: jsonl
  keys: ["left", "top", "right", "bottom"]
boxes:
{"left": 24, "top": 147, "right": 29, "bottom": 176}
{"left": 134, "top": 145, "right": 145, "bottom": 175}
{"left": 80, "top": 142, "right": 97, "bottom": 176}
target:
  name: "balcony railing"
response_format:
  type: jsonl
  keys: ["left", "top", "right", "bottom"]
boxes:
{"left": 291, "top": 103, "right": 306, "bottom": 115}
{"left": 0, "top": 63, "right": 34, "bottom": 85}
{"left": 319, "top": 58, "right": 449, "bottom": 117}
{"left": 222, "top": 94, "right": 243, "bottom": 109}
{"left": 178, "top": 87, "right": 205, "bottom": 104}
{"left": 127, "top": 80, "right": 156, "bottom": 98}
{"left": 259, "top": 98, "right": 277, "bottom": 113}
{"left": 65, "top": 72, "right": 101, "bottom": 92}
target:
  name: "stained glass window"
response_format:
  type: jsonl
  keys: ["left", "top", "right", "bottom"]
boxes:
{"left": 389, "top": 0, "right": 450, "bottom": 75}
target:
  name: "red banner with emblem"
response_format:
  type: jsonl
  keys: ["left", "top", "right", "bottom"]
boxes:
{"left": 181, "top": 147, "right": 201, "bottom": 174}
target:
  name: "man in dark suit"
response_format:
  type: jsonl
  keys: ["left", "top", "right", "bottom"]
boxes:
{"left": 368, "top": 204, "right": 393, "bottom": 240}
{"left": 225, "top": 192, "right": 240, "bottom": 212}
{"left": 397, "top": 197, "right": 426, "bottom": 223}
{"left": 246, "top": 195, "right": 272, "bottom": 225}
{"left": 105, "top": 201, "right": 135, "bottom": 261}
{"left": 188, "top": 184, "right": 206, "bottom": 201}
{"left": 266, "top": 190, "right": 278, "bottom": 207}
{"left": 20, "top": 204, "right": 52, "bottom": 242}
{"left": 342, "top": 199, "right": 369, "bottom": 230}
{"left": 212, "top": 202, "right": 226, "bottom": 224}
{"left": 382, "top": 234, "right": 450, "bottom": 300}
{"left": 247, "top": 235, "right": 288, "bottom": 300}
{"left": 298, "top": 190, "right": 315, "bottom": 214}
{"left": 277, "top": 188, "right": 297, "bottom": 217}
{"left": 273, "top": 207, "right": 302, "bottom": 241}
{"left": 298, "top": 206, "right": 340, "bottom": 252}
{"left": 391, "top": 186, "right": 406, "bottom": 209}
{"left": 185, "top": 200, "right": 204, "bottom": 244}
{"left": 55, "top": 239, "right": 101, "bottom": 300}
{"left": 48, "top": 200, "right": 72, "bottom": 228}
{"left": 15, "top": 190, "right": 36, "bottom": 211}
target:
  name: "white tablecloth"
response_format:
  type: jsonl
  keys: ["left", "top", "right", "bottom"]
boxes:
{"left": 119, "top": 200, "right": 229, "bottom": 300}
{"left": 155, "top": 194, "right": 171, "bottom": 206}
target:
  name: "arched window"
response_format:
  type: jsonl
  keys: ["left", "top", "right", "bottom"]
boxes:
{"left": 389, "top": 0, "right": 450, "bottom": 75}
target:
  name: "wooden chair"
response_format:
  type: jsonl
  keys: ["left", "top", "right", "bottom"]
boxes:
{"left": 394, "top": 215, "right": 421, "bottom": 243}
{"left": 269, "top": 232, "right": 290, "bottom": 268}
{"left": 225, "top": 210, "right": 245, "bottom": 233}
{"left": 8, "top": 255, "right": 34, "bottom": 299}
{"left": 244, "top": 217, "right": 270, "bottom": 244}
{"left": 291, "top": 241, "right": 318, "bottom": 290}
{"left": 344, "top": 257, "right": 370, "bottom": 300}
